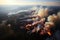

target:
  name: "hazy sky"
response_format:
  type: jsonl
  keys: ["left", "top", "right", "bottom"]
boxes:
{"left": 17, "top": 0, "right": 60, "bottom": 2}
{"left": 0, "top": 0, "right": 60, "bottom": 6}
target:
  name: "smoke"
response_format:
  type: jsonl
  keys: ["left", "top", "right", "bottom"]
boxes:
{"left": 57, "top": 11, "right": 60, "bottom": 20}
{"left": 44, "top": 8, "right": 49, "bottom": 17}
{"left": 37, "top": 7, "right": 49, "bottom": 18}
{"left": 47, "top": 14, "right": 59, "bottom": 23}
{"left": 31, "top": 6, "right": 37, "bottom": 10}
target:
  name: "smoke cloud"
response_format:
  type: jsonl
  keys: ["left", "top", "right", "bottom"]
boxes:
{"left": 37, "top": 7, "right": 49, "bottom": 18}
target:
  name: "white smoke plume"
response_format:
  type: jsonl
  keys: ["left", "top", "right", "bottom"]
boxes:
{"left": 37, "top": 7, "right": 49, "bottom": 18}
{"left": 57, "top": 11, "right": 60, "bottom": 20}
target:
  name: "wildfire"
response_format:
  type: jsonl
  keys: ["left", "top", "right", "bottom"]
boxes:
{"left": 25, "top": 7, "right": 60, "bottom": 37}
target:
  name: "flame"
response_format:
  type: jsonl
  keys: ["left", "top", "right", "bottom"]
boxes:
{"left": 47, "top": 31, "right": 51, "bottom": 36}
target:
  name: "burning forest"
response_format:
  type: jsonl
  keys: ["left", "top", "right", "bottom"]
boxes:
{"left": 0, "top": 6, "right": 60, "bottom": 40}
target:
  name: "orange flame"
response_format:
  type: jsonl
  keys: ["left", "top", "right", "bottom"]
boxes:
{"left": 47, "top": 31, "right": 51, "bottom": 36}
